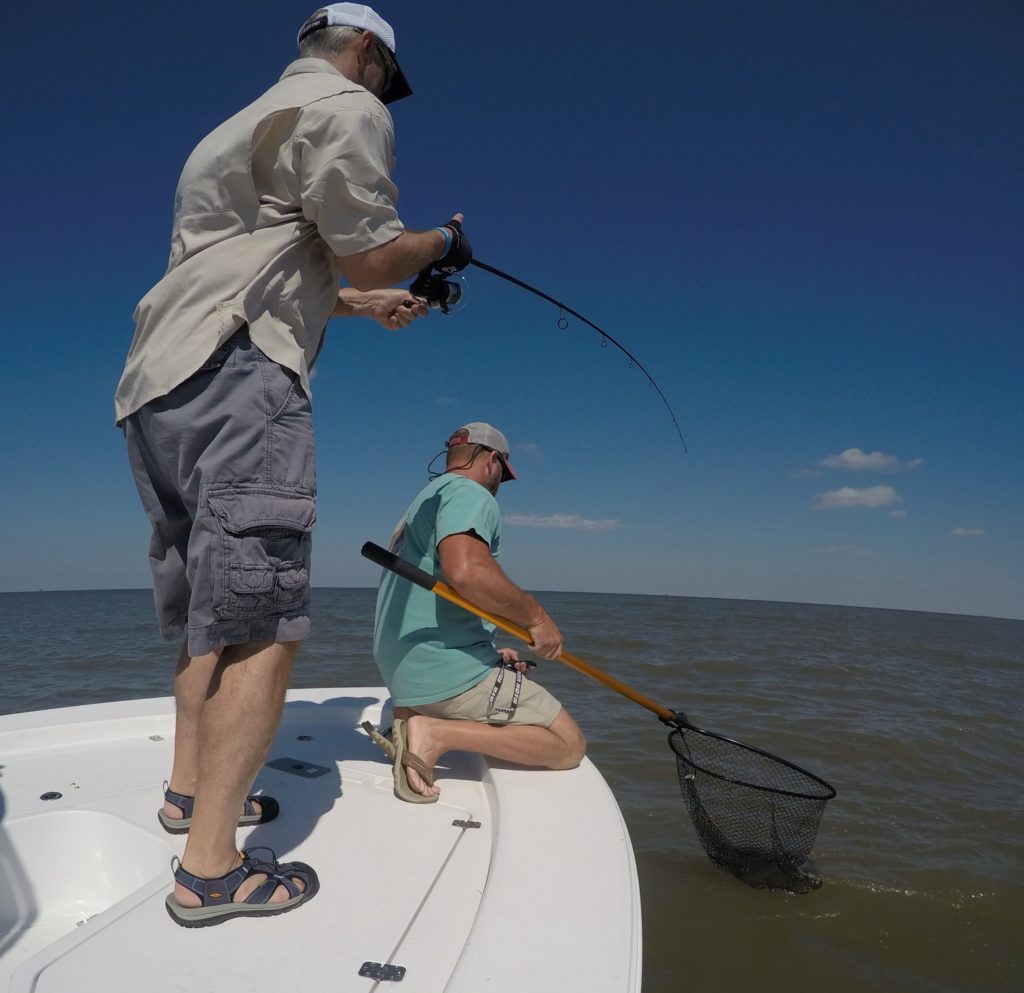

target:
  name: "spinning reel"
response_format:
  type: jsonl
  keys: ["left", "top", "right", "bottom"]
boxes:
{"left": 409, "top": 267, "right": 466, "bottom": 315}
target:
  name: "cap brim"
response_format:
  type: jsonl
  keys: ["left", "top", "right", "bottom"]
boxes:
{"left": 497, "top": 454, "right": 517, "bottom": 482}
{"left": 380, "top": 61, "right": 412, "bottom": 104}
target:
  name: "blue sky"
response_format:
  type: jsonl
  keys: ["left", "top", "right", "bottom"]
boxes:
{"left": 1, "top": 1, "right": 1021, "bottom": 619}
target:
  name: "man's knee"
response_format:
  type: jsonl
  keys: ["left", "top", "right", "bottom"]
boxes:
{"left": 557, "top": 733, "right": 586, "bottom": 769}
{"left": 547, "top": 714, "right": 586, "bottom": 769}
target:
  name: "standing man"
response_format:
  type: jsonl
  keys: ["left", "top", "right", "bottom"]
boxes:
{"left": 368, "top": 423, "right": 586, "bottom": 803}
{"left": 115, "top": 5, "right": 472, "bottom": 927}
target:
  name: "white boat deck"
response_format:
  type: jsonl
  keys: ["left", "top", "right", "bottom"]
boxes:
{"left": 0, "top": 687, "right": 642, "bottom": 992}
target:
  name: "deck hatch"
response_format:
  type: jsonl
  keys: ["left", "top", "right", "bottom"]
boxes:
{"left": 265, "top": 756, "right": 332, "bottom": 778}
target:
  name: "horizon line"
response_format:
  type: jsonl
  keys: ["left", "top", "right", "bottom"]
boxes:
{"left": 0, "top": 587, "right": 1019, "bottom": 624}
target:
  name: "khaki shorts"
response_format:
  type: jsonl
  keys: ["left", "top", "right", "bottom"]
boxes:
{"left": 412, "top": 666, "right": 562, "bottom": 728}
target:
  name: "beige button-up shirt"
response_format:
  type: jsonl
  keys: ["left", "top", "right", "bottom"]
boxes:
{"left": 114, "top": 59, "right": 405, "bottom": 423}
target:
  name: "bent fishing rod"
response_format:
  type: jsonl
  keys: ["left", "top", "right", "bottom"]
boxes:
{"left": 410, "top": 259, "right": 688, "bottom": 453}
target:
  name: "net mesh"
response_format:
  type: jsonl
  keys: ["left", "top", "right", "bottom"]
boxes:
{"left": 668, "top": 725, "right": 835, "bottom": 893}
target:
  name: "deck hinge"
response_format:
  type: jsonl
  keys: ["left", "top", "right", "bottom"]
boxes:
{"left": 359, "top": 962, "right": 406, "bottom": 982}
{"left": 452, "top": 818, "right": 481, "bottom": 829}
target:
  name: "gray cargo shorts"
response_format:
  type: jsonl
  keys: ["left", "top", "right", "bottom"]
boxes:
{"left": 123, "top": 328, "right": 316, "bottom": 656}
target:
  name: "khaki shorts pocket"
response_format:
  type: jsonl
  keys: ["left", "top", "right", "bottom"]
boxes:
{"left": 207, "top": 485, "right": 316, "bottom": 621}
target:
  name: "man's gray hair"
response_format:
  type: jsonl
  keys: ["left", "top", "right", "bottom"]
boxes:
{"left": 298, "top": 24, "right": 362, "bottom": 60}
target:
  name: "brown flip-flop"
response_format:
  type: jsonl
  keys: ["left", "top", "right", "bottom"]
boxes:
{"left": 391, "top": 718, "right": 438, "bottom": 804}
{"left": 361, "top": 720, "right": 396, "bottom": 761}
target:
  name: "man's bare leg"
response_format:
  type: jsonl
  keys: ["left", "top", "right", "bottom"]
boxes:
{"left": 395, "top": 707, "right": 586, "bottom": 799}
{"left": 162, "top": 642, "right": 216, "bottom": 817}
{"left": 173, "top": 640, "right": 301, "bottom": 907}
{"left": 161, "top": 643, "right": 268, "bottom": 824}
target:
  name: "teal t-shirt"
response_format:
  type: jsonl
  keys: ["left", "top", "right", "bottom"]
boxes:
{"left": 373, "top": 473, "right": 502, "bottom": 707}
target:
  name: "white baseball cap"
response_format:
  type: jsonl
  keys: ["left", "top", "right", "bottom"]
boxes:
{"left": 447, "top": 423, "right": 518, "bottom": 482}
{"left": 297, "top": 4, "right": 412, "bottom": 104}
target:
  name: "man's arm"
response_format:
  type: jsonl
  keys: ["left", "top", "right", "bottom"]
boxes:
{"left": 438, "top": 532, "right": 563, "bottom": 659}
{"left": 336, "top": 228, "right": 446, "bottom": 290}
{"left": 334, "top": 287, "right": 428, "bottom": 330}
{"left": 336, "top": 214, "right": 471, "bottom": 290}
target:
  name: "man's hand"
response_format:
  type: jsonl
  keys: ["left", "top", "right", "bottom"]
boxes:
{"left": 497, "top": 647, "right": 532, "bottom": 674}
{"left": 336, "top": 213, "right": 468, "bottom": 289}
{"left": 526, "top": 611, "right": 563, "bottom": 659}
{"left": 434, "top": 214, "right": 472, "bottom": 274}
{"left": 334, "top": 287, "right": 428, "bottom": 329}
{"left": 367, "top": 289, "right": 429, "bottom": 330}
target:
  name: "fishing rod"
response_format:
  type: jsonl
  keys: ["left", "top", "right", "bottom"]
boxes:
{"left": 410, "top": 260, "right": 688, "bottom": 453}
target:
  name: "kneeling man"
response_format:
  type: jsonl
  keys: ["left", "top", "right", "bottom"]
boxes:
{"left": 368, "top": 422, "right": 586, "bottom": 802}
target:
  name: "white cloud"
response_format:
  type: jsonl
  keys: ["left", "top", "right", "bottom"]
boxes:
{"left": 890, "top": 510, "right": 908, "bottom": 518}
{"left": 435, "top": 396, "right": 456, "bottom": 405}
{"left": 818, "top": 448, "right": 924, "bottom": 472}
{"left": 513, "top": 442, "right": 541, "bottom": 457}
{"left": 504, "top": 513, "right": 620, "bottom": 532}
{"left": 812, "top": 485, "right": 902, "bottom": 510}
{"left": 950, "top": 528, "right": 986, "bottom": 537}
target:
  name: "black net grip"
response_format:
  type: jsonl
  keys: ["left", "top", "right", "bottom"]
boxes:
{"left": 361, "top": 541, "right": 436, "bottom": 591}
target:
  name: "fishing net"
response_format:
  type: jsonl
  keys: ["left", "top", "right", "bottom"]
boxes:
{"left": 668, "top": 722, "right": 836, "bottom": 893}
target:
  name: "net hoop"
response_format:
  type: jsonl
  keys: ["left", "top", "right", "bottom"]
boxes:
{"left": 670, "top": 724, "right": 837, "bottom": 801}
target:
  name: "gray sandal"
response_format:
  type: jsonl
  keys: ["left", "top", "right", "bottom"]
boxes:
{"left": 165, "top": 847, "right": 319, "bottom": 927}
{"left": 158, "top": 785, "right": 280, "bottom": 835}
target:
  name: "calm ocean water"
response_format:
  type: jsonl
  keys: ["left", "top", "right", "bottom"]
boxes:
{"left": 1, "top": 588, "right": 1021, "bottom": 993}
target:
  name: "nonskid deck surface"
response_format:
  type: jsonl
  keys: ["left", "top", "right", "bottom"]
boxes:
{"left": 0, "top": 688, "right": 641, "bottom": 993}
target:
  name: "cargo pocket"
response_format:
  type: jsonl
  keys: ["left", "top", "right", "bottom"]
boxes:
{"left": 207, "top": 485, "right": 316, "bottom": 621}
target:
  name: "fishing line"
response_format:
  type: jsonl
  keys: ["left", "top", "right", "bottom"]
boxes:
{"left": 410, "top": 259, "right": 688, "bottom": 452}
{"left": 469, "top": 259, "right": 688, "bottom": 453}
